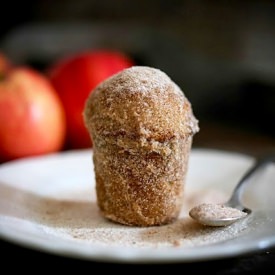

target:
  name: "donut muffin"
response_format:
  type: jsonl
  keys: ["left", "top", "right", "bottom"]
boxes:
{"left": 83, "top": 66, "right": 199, "bottom": 226}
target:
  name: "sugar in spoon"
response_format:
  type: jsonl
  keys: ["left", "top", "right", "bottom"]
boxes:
{"left": 189, "top": 154, "right": 274, "bottom": 226}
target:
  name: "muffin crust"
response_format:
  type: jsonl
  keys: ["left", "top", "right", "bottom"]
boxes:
{"left": 84, "top": 66, "right": 199, "bottom": 226}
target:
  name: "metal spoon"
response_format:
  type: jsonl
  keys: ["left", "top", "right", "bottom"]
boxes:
{"left": 189, "top": 154, "right": 274, "bottom": 227}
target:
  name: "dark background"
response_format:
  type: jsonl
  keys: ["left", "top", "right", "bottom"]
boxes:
{"left": 0, "top": 0, "right": 275, "bottom": 273}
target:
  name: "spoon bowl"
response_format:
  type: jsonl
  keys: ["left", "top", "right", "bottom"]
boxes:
{"left": 189, "top": 154, "right": 274, "bottom": 227}
{"left": 189, "top": 202, "right": 251, "bottom": 227}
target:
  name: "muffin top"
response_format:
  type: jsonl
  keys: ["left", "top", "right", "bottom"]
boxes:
{"left": 84, "top": 66, "right": 199, "bottom": 141}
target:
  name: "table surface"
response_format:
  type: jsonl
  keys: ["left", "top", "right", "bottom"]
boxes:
{"left": 1, "top": 239, "right": 275, "bottom": 273}
{"left": 1, "top": 120, "right": 275, "bottom": 273}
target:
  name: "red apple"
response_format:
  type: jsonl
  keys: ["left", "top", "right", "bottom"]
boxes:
{"left": 48, "top": 50, "right": 134, "bottom": 149}
{"left": 0, "top": 66, "right": 66, "bottom": 162}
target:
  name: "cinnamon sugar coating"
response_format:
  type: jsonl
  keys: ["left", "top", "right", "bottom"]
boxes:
{"left": 84, "top": 66, "right": 199, "bottom": 226}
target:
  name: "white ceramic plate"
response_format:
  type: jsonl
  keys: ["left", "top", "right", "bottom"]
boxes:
{"left": 0, "top": 148, "right": 274, "bottom": 263}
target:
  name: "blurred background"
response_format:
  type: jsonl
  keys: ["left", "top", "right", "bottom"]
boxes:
{"left": 0, "top": 0, "right": 274, "bottom": 157}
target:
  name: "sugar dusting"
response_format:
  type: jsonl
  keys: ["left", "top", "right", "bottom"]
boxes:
{"left": 0, "top": 184, "right": 250, "bottom": 248}
{"left": 84, "top": 66, "right": 199, "bottom": 139}
{"left": 97, "top": 66, "right": 182, "bottom": 96}
{"left": 41, "top": 192, "right": 250, "bottom": 248}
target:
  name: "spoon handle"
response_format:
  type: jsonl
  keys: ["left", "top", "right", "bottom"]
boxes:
{"left": 228, "top": 154, "right": 275, "bottom": 208}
